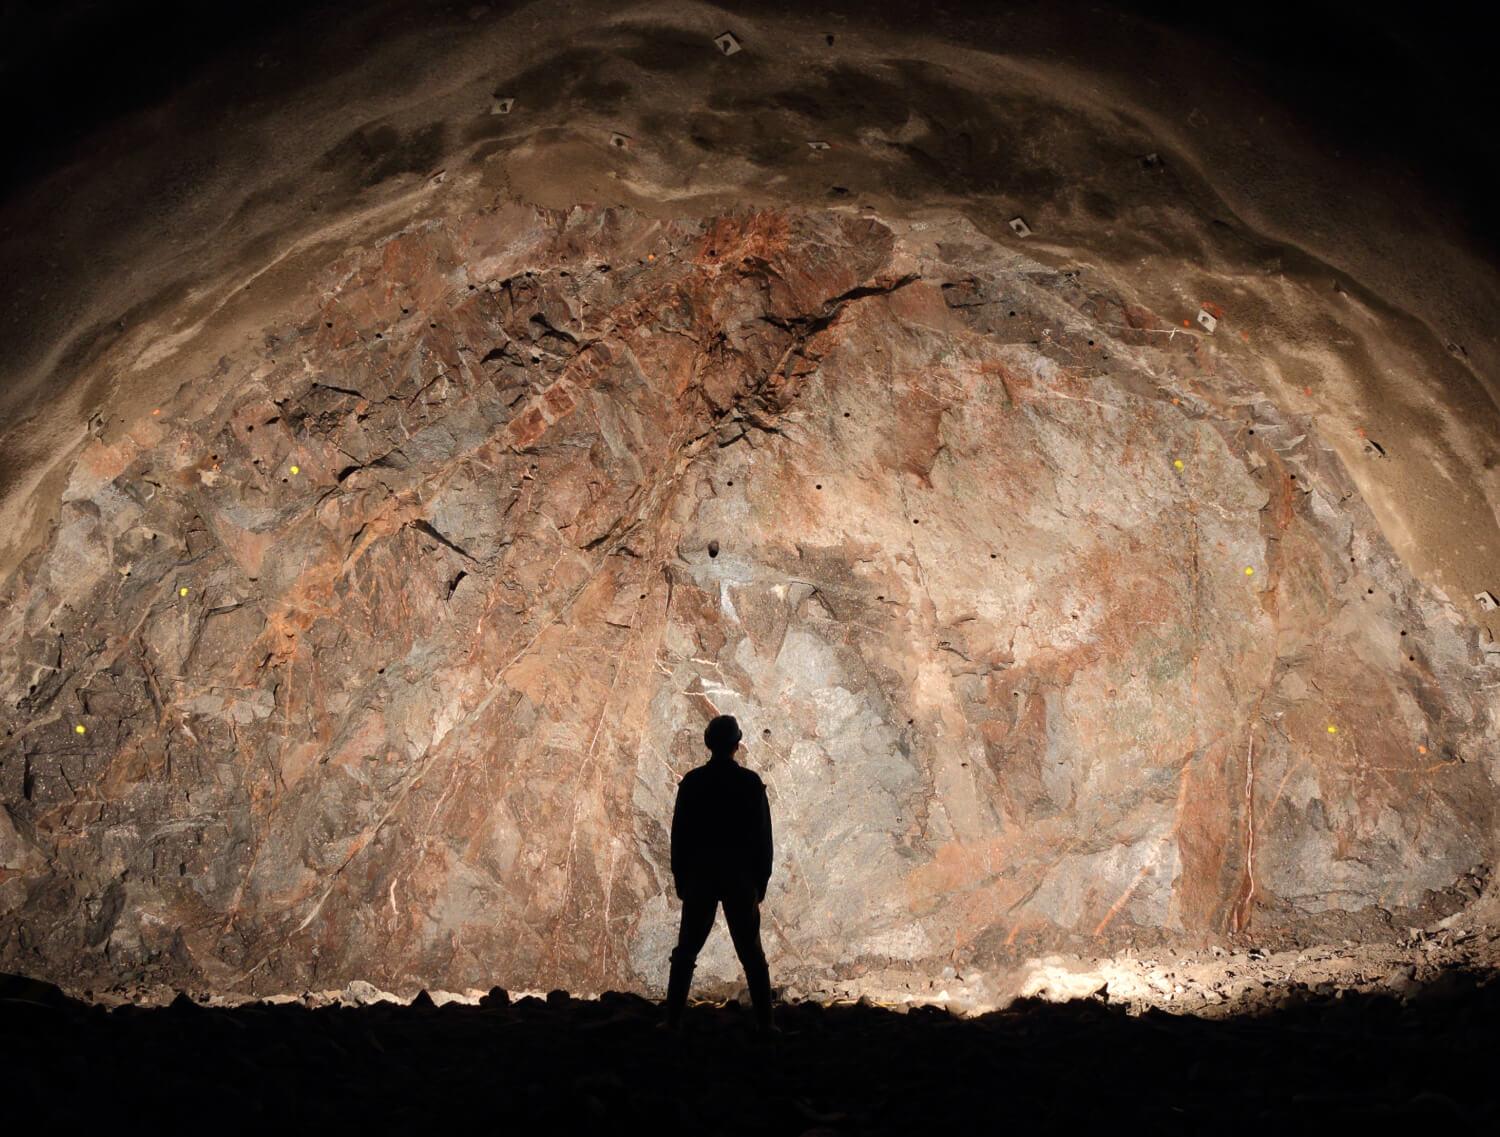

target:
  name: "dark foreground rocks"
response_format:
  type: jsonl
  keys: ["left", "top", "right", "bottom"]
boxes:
{"left": 3, "top": 971, "right": 1498, "bottom": 1133}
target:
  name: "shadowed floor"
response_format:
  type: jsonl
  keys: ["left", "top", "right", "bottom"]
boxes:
{"left": 3, "top": 971, "right": 1498, "bottom": 1132}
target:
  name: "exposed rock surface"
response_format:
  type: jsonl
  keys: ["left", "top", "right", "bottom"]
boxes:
{"left": 4, "top": 1, "right": 1500, "bottom": 1002}
{"left": 2, "top": 198, "right": 1495, "bottom": 996}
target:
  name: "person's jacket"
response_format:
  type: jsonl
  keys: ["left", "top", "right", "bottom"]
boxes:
{"left": 670, "top": 757, "right": 773, "bottom": 902}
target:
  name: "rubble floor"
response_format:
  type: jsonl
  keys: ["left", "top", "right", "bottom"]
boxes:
{"left": 4, "top": 960, "right": 1498, "bottom": 1132}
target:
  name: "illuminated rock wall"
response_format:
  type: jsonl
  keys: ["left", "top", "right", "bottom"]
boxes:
{"left": 2, "top": 202, "right": 1493, "bottom": 995}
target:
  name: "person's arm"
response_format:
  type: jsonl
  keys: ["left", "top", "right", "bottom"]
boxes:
{"left": 756, "top": 781, "right": 773, "bottom": 902}
{"left": 670, "top": 781, "right": 687, "bottom": 898}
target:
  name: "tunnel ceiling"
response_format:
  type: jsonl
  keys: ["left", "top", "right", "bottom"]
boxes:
{"left": 1, "top": 1, "right": 1498, "bottom": 998}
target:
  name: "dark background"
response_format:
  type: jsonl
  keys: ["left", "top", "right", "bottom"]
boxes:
{"left": 2, "top": 0, "right": 1497, "bottom": 255}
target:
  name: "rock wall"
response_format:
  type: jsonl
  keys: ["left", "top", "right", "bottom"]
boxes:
{"left": 1, "top": 200, "right": 1495, "bottom": 996}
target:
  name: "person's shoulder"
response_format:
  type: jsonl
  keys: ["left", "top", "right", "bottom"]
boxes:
{"left": 680, "top": 764, "right": 724, "bottom": 787}
{"left": 737, "top": 766, "right": 766, "bottom": 789}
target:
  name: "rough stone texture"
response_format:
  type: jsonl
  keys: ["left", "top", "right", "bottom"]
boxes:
{"left": 1, "top": 201, "right": 1496, "bottom": 996}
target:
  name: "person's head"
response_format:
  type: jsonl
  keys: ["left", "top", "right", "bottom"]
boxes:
{"left": 704, "top": 714, "right": 742, "bottom": 759}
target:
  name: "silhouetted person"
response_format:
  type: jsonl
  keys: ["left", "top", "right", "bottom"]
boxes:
{"left": 664, "top": 714, "right": 774, "bottom": 1032}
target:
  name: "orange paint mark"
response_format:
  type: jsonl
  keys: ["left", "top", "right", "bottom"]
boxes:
{"left": 152, "top": 408, "right": 161, "bottom": 415}
{"left": 1263, "top": 760, "right": 1301, "bottom": 820}
{"left": 1182, "top": 319, "right": 1191, "bottom": 327}
{"left": 1093, "top": 861, "right": 1155, "bottom": 936}
{"left": 1239, "top": 330, "right": 1250, "bottom": 342}
{"left": 1356, "top": 427, "right": 1366, "bottom": 438}
{"left": 1418, "top": 744, "right": 1428, "bottom": 755}
{"left": 1303, "top": 386, "right": 1313, "bottom": 396}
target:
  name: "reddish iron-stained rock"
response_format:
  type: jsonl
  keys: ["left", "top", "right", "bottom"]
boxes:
{"left": 0, "top": 204, "right": 1494, "bottom": 998}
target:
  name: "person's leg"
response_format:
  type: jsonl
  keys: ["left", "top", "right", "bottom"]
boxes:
{"left": 722, "top": 890, "right": 773, "bottom": 1031}
{"left": 665, "top": 895, "right": 717, "bottom": 1027}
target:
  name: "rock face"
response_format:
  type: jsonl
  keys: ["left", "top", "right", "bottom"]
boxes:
{"left": 1, "top": 201, "right": 1495, "bottom": 996}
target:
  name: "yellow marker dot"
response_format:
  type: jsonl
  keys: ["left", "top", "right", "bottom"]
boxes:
{"left": 1327, "top": 725, "right": 1339, "bottom": 734}
{"left": 179, "top": 586, "right": 190, "bottom": 597}
{"left": 74, "top": 724, "right": 87, "bottom": 734}
{"left": 289, "top": 465, "right": 300, "bottom": 475}
{"left": 1244, "top": 566, "right": 1254, "bottom": 576}
{"left": 1173, "top": 459, "right": 1184, "bottom": 470}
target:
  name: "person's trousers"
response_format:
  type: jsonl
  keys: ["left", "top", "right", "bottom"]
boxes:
{"left": 666, "top": 889, "right": 772, "bottom": 1029}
